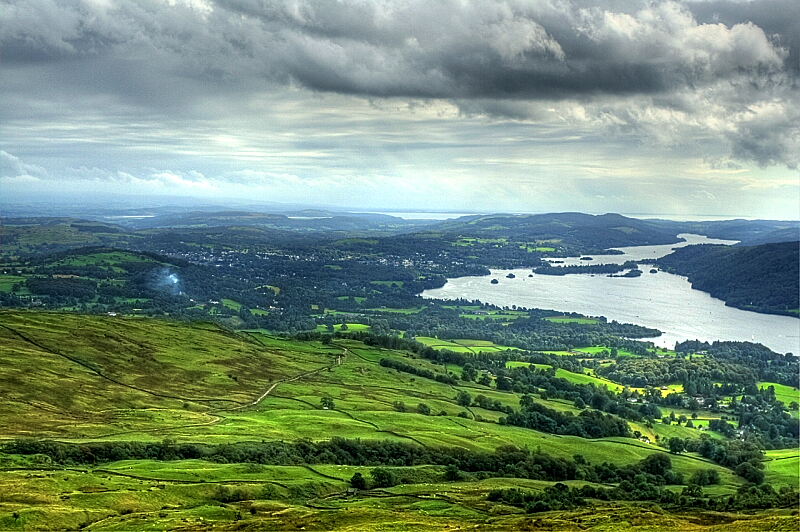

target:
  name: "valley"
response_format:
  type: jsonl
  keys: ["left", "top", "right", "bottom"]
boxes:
{"left": 0, "top": 211, "right": 797, "bottom": 530}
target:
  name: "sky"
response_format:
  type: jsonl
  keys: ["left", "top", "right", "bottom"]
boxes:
{"left": 1, "top": 0, "right": 799, "bottom": 218}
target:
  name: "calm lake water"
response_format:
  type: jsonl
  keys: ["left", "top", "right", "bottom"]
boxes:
{"left": 544, "top": 233, "right": 739, "bottom": 266}
{"left": 422, "top": 235, "right": 800, "bottom": 354}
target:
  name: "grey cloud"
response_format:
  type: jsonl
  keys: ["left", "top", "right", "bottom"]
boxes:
{"left": 1, "top": 0, "right": 788, "bottom": 98}
{"left": 728, "top": 103, "right": 800, "bottom": 169}
{"left": 0, "top": 150, "right": 48, "bottom": 179}
{"left": 688, "top": 0, "right": 800, "bottom": 74}
{"left": 0, "top": 0, "right": 798, "bottom": 168}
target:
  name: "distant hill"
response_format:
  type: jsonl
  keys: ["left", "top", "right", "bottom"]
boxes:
{"left": 643, "top": 218, "right": 800, "bottom": 246}
{"left": 119, "top": 209, "right": 433, "bottom": 232}
{"left": 655, "top": 241, "right": 800, "bottom": 316}
{"left": 429, "top": 212, "right": 681, "bottom": 250}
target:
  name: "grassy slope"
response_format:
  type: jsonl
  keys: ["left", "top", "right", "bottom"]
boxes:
{"left": 0, "top": 311, "right": 795, "bottom": 530}
{"left": 758, "top": 382, "right": 800, "bottom": 406}
{"left": 414, "top": 336, "right": 518, "bottom": 354}
{"left": 764, "top": 448, "right": 800, "bottom": 487}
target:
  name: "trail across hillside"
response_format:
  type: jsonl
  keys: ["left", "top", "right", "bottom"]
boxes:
{"left": 228, "top": 346, "right": 349, "bottom": 411}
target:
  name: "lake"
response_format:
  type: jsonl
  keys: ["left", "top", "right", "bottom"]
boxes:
{"left": 543, "top": 233, "right": 739, "bottom": 266}
{"left": 422, "top": 235, "right": 800, "bottom": 354}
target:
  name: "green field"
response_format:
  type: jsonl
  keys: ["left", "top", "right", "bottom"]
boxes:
{"left": 368, "top": 306, "right": 424, "bottom": 314}
{"left": 520, "top": 244, "right": 557, "bottom": 252}
{"left": 544, "top": 315, "right": 599, "bottom": 324}
{"left": 370, "top": 280, "right": 405, "bottom": 287}
{"left": 509, "top": 363, "right": 631, "bottom": 392}
{"left": 758, "top": 382, "right": 800, "bottom": 406}
{"left": 314, "top": 323, "right": 371, "bottom": 332}
{"left": 54, "top": 250, "right": 153, "bottom": 269}
{"left": 337, "top": 295, "right": 366, "bottom": 302}
{"left": 0, "top": 460, "right": 787, "bottom": 531}
{"left": 573, "top": 346, "right": 638, "bottom": 357}
{"left": 764, "top": 448, "right": 799, "bottom": 486}
{"left": 0, "top": 223, "right": 128, "bottom": 256}
{"left": 459, "top": 309, "right": 527, "bottom": 321}
{"left": 255, "top": 284, "right": 281, "bottom": 295}
{"left": 221, "top": 298, "right": 242, "bottom": 311}
{"left": 0, "top": 275, "right": 27, "bottom": 293}
{"left": 0, "top": 311, "right": 795, "bottom": 530}
{"left": 415, "top": 337, "right": 519, "bottom": 354}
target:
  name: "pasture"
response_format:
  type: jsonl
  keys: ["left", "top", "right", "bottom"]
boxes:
{"left": 414, "top": 337, "right": 519, "bottom": 354}
{"left": 0, "top": 311, "right": 794, "bottom": 530}
{"left": 758, "top": 382, "right": 800, "bottom": 406}
{"left": 543, "top": 316, "right": 599, "bottom": 324}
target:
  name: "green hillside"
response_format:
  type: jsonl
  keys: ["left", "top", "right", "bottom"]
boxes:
{"left": 0, "top": 311, "right": 796, "bottom": 530}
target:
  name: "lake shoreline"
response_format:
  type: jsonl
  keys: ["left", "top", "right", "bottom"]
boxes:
{"left": 421, "top": 234, "right": 799, "bottom": 355}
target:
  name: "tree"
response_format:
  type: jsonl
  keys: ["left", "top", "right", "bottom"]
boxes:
{"left": 417, "top": 403, "right": 431, "bottom": 415}
{"left": 682, "top": 484, "right": 703, "bottom": 497}
{"left": 640, "top": 453, "right": 671, "bottom": 475}
{"left": 689, "top": 469, "right": 720, "bottom": 486}
{"left": 735, "top": 462, "right": 765, "bottom": 484}
{"left": 456, "top": 390, "right": 472, "bottom": 407}
{"left": 320, "top": 397, "right": 335, "bottom": 409}
{"left": 461, "top": 363, "right": 477, "bottom": 382}
{"left": 444, "top": 464, "right": 462, "bottom": 481}
{"left": 574, "top": 397, "right": 586, "bottom": 409}
{"left": 350, "top": 472, "right": 367, "bottom": 490}
{"left": 370, "top": 467, "right": 397, "bottom": 488}
{"left": 392, "top": 401, "right": 406, "bottom": 412}
{"left": 668, "top": 437, "right": 685, "bottom": 454}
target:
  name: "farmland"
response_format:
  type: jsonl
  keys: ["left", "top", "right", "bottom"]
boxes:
{"left": 415, "top": 336, "right": 519, "bottom": 354}
{"left": 0, "top": 301, "right": 796, "bottom": 530}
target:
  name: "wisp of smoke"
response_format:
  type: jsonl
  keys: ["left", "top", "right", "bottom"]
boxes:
{"left": 151, "top": 267, "right": 183, "bottom": 295}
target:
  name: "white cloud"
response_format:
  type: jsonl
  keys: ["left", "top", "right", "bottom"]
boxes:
{"left": 0, "top": 150, "right": 48, "bottom": 180}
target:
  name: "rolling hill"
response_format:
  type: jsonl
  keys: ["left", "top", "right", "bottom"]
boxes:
{"left": 429, "top": 212, "right": 682, "bottom": 250}
{"left": 2, "top": 311, "right": 791, "bottom": 530}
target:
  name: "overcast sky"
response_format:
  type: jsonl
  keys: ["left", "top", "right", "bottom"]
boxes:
{"left": 1, "top": 0, "right": 798, "bottom": 218}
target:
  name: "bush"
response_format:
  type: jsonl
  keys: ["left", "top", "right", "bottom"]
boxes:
{"left": 735, "top": 462, "right": 765, "bottom": 484}
{"left": 689, "top": 469, "right": 720, "bottom": 486}
{"left": 350, "top": 472, "right": 367, "bottom": 489}
{"left": 370, "top": 467, "right": 397, "bottom": 488}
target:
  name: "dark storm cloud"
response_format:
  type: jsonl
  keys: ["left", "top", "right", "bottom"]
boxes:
{"left": 0, "top": 0, "right": 790, "bottom": 98}
{"left": 0, "top": 0, "right": 797, "bottom": 169}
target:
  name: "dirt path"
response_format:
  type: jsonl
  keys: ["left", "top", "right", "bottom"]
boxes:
{"left": 227, "top": 347, "right": 350, "bottom": 411}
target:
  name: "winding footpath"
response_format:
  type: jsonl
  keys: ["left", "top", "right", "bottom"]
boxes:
{"left": 228, "top": 346, "right": 349, "bottom": 411}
